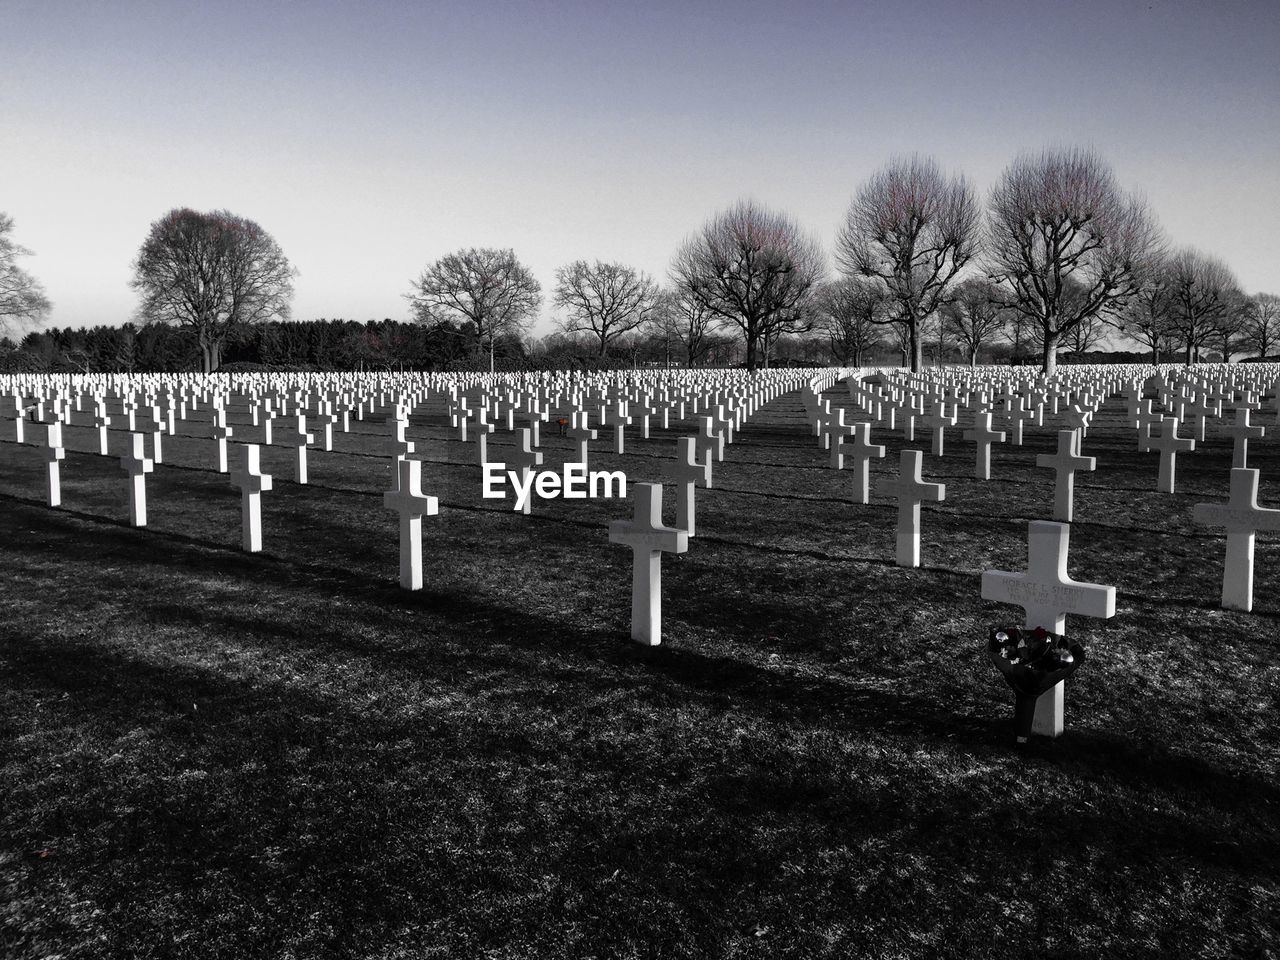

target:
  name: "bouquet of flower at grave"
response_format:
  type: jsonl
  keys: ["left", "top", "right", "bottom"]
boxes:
{"left": 986, "top": 626, "right": 1085, "bottom": 698}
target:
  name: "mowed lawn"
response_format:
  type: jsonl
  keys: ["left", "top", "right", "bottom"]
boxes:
{"left": 2, "top": 379, "right": 1278, "bottom": 959}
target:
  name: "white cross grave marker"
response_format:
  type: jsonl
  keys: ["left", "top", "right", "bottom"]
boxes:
{"left": 229, "top": 443, "right": 273, "bottom": 552}
{"left": 120, "top": 432, "right": 154, "bottom": 527}
{"left": 845, "top": 422, "right": 885, "bottom": 505}
{"left": 1222, "top": 408, "right": 1265, "bottom": 469}
{"left": 1142, "top": 417, "right": 1195, "bottom": 494}
{"left": 878, "top": 448, "right": 945, "bottom": 567}
{"left": 963, "top": 412, "right": 1005, "bottom": 481}
{"left": 505, "top": 428, "right": 543, "bottom": 515}
{"left": 383, "top": 458, "right": 439, "bottom": 590}
{"left": 667, "top": 436, "right": 711, "bottom": 536}
{"left": 567, "top": 411, "right": 598, "bottom": 469}
{"left": 1035, "top": 429, "right": 1096, "bottom": 523}
{"left": 44, "top": 422, "right": 65, "bottom": 507}
{"left": 608, "top": 482, "right": 688, "bottom": 646}
{"left": 981, "top": 520, "right": 1116, "bottom": 736}
{"left": 289, "top": 414, "right": 315, "bottom": 484}
{"left": 385, "top": 415, "right": 416, "bottom": 492}
{"left": 212, "top": 406, "right": 234, "bottom": 473}
{"left": 1192, "top": 467, "right": 1280, "bottom": 612}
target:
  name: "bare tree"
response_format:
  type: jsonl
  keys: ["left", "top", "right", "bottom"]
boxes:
{"left": 1243, "top": 293, "right": 1280, "bottom": 359}
{"left": 835, "top": 155, "right": 979, "bottom": 372}
{"left": 811, "top": 276, "right": 887, "bottom": 366}
{"left": 1115, "top": 273, "right": 1177, "bottom": 363}
{"left": 1165, "top": 248, "right": 1240, "bottom": 363}
{"left": 131, "top": 208, "right": 295, "bottom": 373}
{"left": 986, "top": 147, "right": 1163, "bottom": 376}
{"left": 1002, "top": 309, "right": 1041, "bottom": 365}
{"left": 654, "top": 286, "right": 716, "bottom": 366}
{"left": 671, "top": 199, "right": 824, "bottom": 371}
{"left": 553, "top": 260, "right": 658, "bottom": 358}
{"left": 1064, "top": 312, "right": 1106, "bottom": 355}
{"left": 407, "top": 248, "right": 542, "bottom": 367}
{"left": 1210, "top": 290, "right": 1250, "bottom": 362}
{"left": 0, "top": 213, "right": 52, "bottom": 335}
{"left": 942, "top": 278, "right": 1007, "bottom": 366}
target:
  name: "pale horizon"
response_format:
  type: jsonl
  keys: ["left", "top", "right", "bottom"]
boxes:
{"left": 4, "top": 0, "right": 1278, "bottom": 340}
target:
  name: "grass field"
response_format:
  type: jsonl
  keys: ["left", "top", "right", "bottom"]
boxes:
{"left": 2, "top": 382, "right": 1278, "bottom": 959}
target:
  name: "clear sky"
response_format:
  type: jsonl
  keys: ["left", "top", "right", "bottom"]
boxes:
{"left": 3, "top": 0, "right": 1277, "bottom": 336}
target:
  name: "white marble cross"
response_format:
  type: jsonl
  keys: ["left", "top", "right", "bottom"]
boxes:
{"left": 261, "top": 405, "right": 275, "bottom": 445}
{"left": 8, "top": 394, "right": 27, "bottom": 443}
{"left": 696, "top": 416, "right": 725, "bottom": 464}
{"left": 981, "top": 520, "right": 1116, "bottom": 736}
{"left": 1193, "top": 467, "right": 1280, "bottom": 611}
{"left": 1222, "top": 407, "right": 1265, "bottom": 469}
{"left": 567, "top": 411, "right": 598, "bottom": 469}
{"left": 142, "top": 406, "right": 165, "bottom": 464}
{"left": 92, "top": 399, "right": 111, "bottom": 455}
{"left": 923, "top": 402, "right": 956, "bottom": 457}
{"left": 120, "top": 431, "right": 154, "bottom": 527}
{"left": 611, "top": 402, "right": 632, "bottom": 454}
{"left": 212, "top": 406, "right": 234, "bottom": 473}
{"left": 317, "top": 402, "right": 337, "bottom": 451}
{"left": 608, "top": 482, "right": 688, "bottom": 646}
{"left": 667, "top": 436, "right": 711, "bottom": 536}
{"left": 44, "top": 422, "right": 65, "bottom": 507}
{"left": 963, "top": 412, "right": 1005, "bottom": 481}
{"left": 505, "top": 428, "right": 544, "bottom": 515}
{"left": 230, "top": 443, "right": 273, "bottom": 552}
{"left": 472, "top": 414, "right": 496, "bottom": 467}
{"left": 1141, "top": 417, "right": 1195, "bottom": 493}
{"left": 383, "top": 458, "right": 439, "bottom": 590}
{"left": 1004, "top": 398, "right": 1038, "bottom": 446}
{"left": 814, "top": 401, "right": 837, "bottom": 450}
{"left": 385, "top": 415, "right": 416, "bottom": 492}
{"left": 1035, "top": 429, "right": 1096, "bottom": 522}
{"left": 845, "top": 421, "right": 885, "bottom": 504}
{"left": 288, "top": 414, "right": 315, "bottom": 484}
{"left": 878, "top": 448, "right": 945, "bottom": 567}
{"left": 825, "top": 409, "right": 857, "bottom": 469}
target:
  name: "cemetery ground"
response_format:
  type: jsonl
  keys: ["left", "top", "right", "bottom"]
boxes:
{"left": 2, "top": 386, "right": 1278, "bottom": 960}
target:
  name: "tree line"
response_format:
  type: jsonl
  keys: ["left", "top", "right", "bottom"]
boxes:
{"left": 2, "top": 147, "right": 1275, "bottom": 375}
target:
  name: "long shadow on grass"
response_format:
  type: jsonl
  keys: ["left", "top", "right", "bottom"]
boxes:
{"left": 6, "top": 610, "right": 1278, "bottom": 897}
{"left": 5, "top": 498, "right": 1278, "bottom": 877}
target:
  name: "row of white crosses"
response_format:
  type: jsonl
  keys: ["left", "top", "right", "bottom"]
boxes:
{"left": 832, "top": 368, "right": 1280, "bottom": 737}
{"left": 601, "top": 375, "right": 854, "bottom": 645}
{"left": 9, "top": 366, "right": 1279, "bottom": 660}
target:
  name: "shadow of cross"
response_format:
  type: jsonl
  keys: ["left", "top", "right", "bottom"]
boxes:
{"left": 981, "top": 520, "right": 1116, "bottom": 738}
{"left": 608, "top": 482, "right": 688, "bottom": 647}
{"left": 1192, "top": 467, "right": 1280, "bottom": 612}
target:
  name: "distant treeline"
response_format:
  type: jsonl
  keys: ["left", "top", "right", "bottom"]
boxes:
{"left": 1, "top": 319, "right": 1209, "bottom": 375}
{"left": 1, "top": 319, "right": 535, "bottom": 374}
